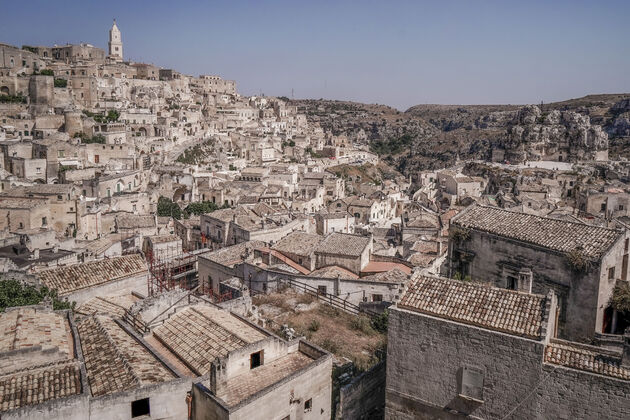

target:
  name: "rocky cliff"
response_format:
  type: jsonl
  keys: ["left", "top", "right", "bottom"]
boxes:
{"left": 292, "top": 94, "right": 629, "bottom": 178}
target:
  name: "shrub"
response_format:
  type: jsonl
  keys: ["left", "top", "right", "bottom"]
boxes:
{"left": 319, "top": 338, "right": 339, "bottom": 354}
{"left": 106, "top": 110, "right": 120, "bottom": 122}
{"left": 371, "top": 310, "right": 389, "bottom": 333}
{"left": 0, "top": 94, "right": 27, "bottom": 104}
{"left": 565, "top": 247, "right": 592, "bottom": 273}
{"left": 610, "top": 281, "right": 630, "bottom": 313}
{"left": 39, "top": 69, "right": 54, "bottom": 76}
{"left": 53, "top": 78, "right": 67, "bottom": 88}
{"left": 351, "top": 315, "right": 376, "bottom": 335}
{"left": 80, "top": 134, "right": 106, "bottom": 144}
{"left": 308, "top": 319, "right": 320, "bottom": 332}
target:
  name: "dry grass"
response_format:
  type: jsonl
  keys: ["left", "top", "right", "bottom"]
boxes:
{"left": 253, "top": 291, "right": 386, "bottom": 371}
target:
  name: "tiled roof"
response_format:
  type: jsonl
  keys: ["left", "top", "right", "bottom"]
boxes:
{"left": 75, "top": 295, "right": 139, "bottom": 318}
{"left": 77, "top": 316, "right": 174, "bottom": 397}
{"left": 310, "top": 265, "right": 359, "bottom": 279}
{"left": 153, "top": 304, "right": 266, "bottom": 375}
{"left": 398, "top": 276, "right": 546, "bottom": 339}
{"left": 315, "top": 232, "right": 370, "bottom": 257}
{"left": 116, "top": 214, "right": 155, "bottom": 229}
{"left": 362, "top": 261, "right": 412, "bottom": 276}
{"left": 272, "top": 231, "right": 323, "bottom": 257}
{"left": 221, "top": 352, "right": 314, "bottom": 407}
{"left": 545, "top": 340, "right": 630, "bottom": 381}
{"left": 360, "top": 268, "right": 409, "bottom": 284}
{"left": 204, "top": 240, "right": 266, "bottom": 267}
{"left": 37, "top": 254, "right": 147, "bottom": 296}
{"left": 0, "top": 307, "right": 81, "bottom": 413}
{"left": 0, "top": 307, "right": 71, "bottom": 357}
{"left": 452, "top": 204, "right": 621, "bottom": 259}
{"left": 0, "top": 361, "right": 82, "bottom": 412}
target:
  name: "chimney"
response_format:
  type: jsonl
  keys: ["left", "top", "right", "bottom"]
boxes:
{"left": 53, "top": 244, "right": 59, "bottom": 253}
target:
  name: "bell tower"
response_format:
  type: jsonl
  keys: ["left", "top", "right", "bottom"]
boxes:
{"left": 108, "top": 19, "right": 123, "bottom": 61}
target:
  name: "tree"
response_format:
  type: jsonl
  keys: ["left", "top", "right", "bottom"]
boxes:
{"left": 157, "top": 196, "right": 182, "bottom": 219}
{"left": 0, "top": 279, "right": 74, "bottom": 311}
{"left": 106, "top": 110, "right": 120, "bottom": 122}
{"left": 183, "top": 201, "right": 229, "bottom": 218}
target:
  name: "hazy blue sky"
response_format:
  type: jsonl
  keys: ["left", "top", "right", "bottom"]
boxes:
{"left": 2, "top": 0, "right": 628, "bottom": 109}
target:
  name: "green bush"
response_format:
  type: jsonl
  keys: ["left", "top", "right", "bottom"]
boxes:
{"left": 308, "top": 319, "right": 320, "bottom": 332}
{"left": 39, "top": 69, "right": 54, "bottom": 76}
{"left": 53, "top": 78, "right": 67, "bottom": 88}
{"left": 106, "top": 110, "right": 120, "bottom": 122}
{"left": 0, "top": 94, "right": 27, "bottom": 104}
{"left": 350, "top": 315, "right": 376, "bottom": 335}
{"left": 157, "top": 196, "right": 182, "bottom": 219}
{"left": 80, "top": 134, "right": 106, "bottom": 144}
{"left": 370, "top": 310, "right": 389, "bottom": 333}
{"left": 0, "top": 279, "right": 74, "bottom": 311}
{"left": 183, "top": 201, "right": 228, "bottom": 218}
{"left": 369, "top": 134, "right": 414, "bottom": 156}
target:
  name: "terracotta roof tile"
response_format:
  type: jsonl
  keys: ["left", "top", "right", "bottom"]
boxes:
{"left": 545, "top": 340, "right": 630, "bottom": 380}
{"left": 452, "top": 204, "right": 621, "bottom": 259}
{"left": 398, "top": 275, "right": 546, "bottom": 339}
{"left": 315, "top": 232, "right": 370, "bottom": 257}
{"left": 0, "top": 361, "right": 82, "bottom": 412}
{"left": 77, "top": 316, "right": 174, "bottom": 397}
{"left": 153, "top": 304, "right": 265, "bottom": 375}
{"left": 37, "top": 254, "right": 147, "bottom": 296}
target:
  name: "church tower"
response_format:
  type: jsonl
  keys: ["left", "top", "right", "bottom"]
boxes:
{"left": 108, "top": 19, "right": 123, "bottom": 61}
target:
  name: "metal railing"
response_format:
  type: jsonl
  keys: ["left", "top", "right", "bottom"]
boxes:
{"left": 278, "top": 277, "right": 380, "bottom": 318}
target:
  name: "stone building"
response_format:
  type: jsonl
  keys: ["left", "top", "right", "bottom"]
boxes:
{"left": 37, "top": 253, "right": 148, "bottom": 304}
{"left": 385, "top": 275, "right": 630, "bottom": 419}
{"left": 314, "top": 232, "right": 372, "bottom": 275}
{"left": 448, "top": 204, "right": 630, "bottom": 341}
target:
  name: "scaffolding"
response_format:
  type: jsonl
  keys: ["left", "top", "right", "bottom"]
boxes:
{"left": 146, "top": 246, "right": 200, "bottom": 296}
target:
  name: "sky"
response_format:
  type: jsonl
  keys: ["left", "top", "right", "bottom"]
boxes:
{"left": 1, "top": 0, "right": 629, "bottom": 110}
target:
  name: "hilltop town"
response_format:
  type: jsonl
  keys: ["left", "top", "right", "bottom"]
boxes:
{"left": 0, "top": 21, "right": 629, "bottom": 420}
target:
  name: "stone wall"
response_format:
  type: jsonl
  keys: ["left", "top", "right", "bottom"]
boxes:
{"left": 337, "top": 360, "right": 386, "bottom": 419}
{"left": 385, "top": 306, "right": 630, "bottom": 420}
{"left": 449, "top": 228, "right": 629, "bottom": 341}
{"left": 65, "top": 272, "right": 147, "bottom": 305}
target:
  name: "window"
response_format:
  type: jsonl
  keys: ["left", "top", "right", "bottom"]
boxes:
{"left": 601, "top": 203, "right": 607, "bottom": 212}
{"left": 625, "top": 239, "right": 628, "bottom": 253}
{"left": 58, "top": 150, "right": 65, "bottom": 158}
{"left": 317, "top": 286, "right": 327, "bottom": 295}
{"left": 304, "top": 398, "right": 312, "bottom": 412}
{"left": 131, "top": 398, "right": 150, "bottom": 418}
{"left": 42, "top": 217, "right": 47, "bottom": 226}
{"left": 36, "top": 167, "right": 41, "bottom": 174}
{"left": 250, "top": 350, "right": 263, "bottom": 369}
{"left": 609, "top": 267, "right": 615, "bottom": 280}
{"left": 57, "top": 195, "right": 62, "bottom": 200}
{"left": 372, "top": 294, "right": 383, "bottom": 302}
{"left": 507, "top": 275, "right": 518, "bottom": 290}
{"left": 619, "top": 205, "right": 624, "bottom": 211}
